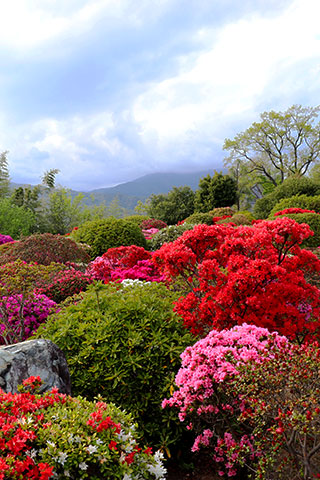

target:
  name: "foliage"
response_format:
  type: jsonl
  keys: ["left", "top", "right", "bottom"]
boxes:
{"left": 0, "top": 234, "right": 14, "bottom": 245}
{"left": 194, "top": 172, "right": 238, "bottom": 213}
{"left": 0, "top": 151, "right": 10, "bottom": 198}
{"left": 254, "top": 176, "right": 320, "bottom": 219}
{"left": 153, "top": 218, "right": 320, "bottom": 340}
{"left": 0, "top": 198, "right": 36, "bottom": 238}
{"left": 141, "top": 218, "right": 167, "bottom": 230}
{"left": 0, "top": 293, "right": 57, "bottom": 345}
{"left": 211, "top": 206, "right": 235, "bottom": 217}
{"left": 184, "top": 212, "right": 215, "bottom": 225}
{"left": 35, "top": 281, "right": 196, "bottom": 451}
{"left": 146, "top": 186, "right": 195, "bottom": 225}
{"left": 269, "top": 194, "right": 320, "bottom": 218}
{"left": 228, "top": 342, "right": 320, "bottom": 479}
{"left": 224, "top": 105, "right": 320, "bottom": 188}
{"left": 71, "top": 217, "right": 147, "bottom": 259}
{"left": 217, "top": 213, "right": 252, "bottom": 225}
{"left": 0, "top": 376, "right": 166, "bottom": 480}
{"left": 0, "top": 233, "right": 91, "bottom": 266}
{"left": 162, "top": 324, "right": 289, "bottom": 478}
{"left": 35, "top": 268, "right": 94, "bottom": 303}
{"left": 124, "top": 215, "right": 151, "bottom": 227}
{"left": 149, "top": 224, "right": 195, "bottom": 251}
{"left": 275, "top": 213, "right": 320, "bottom": 248}
{"left": 86, "top": 245, "right": 164, "bottom": 283}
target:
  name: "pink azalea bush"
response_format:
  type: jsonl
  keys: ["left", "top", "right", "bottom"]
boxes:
{"left": 0, "top": 234, "right": 14, "bottom": 245}
{"left": 142, "top": 227, "right": 160, "bottom": 240}
{"left": 162, "top": 324, "right": 289, "bottom": 477}
{"left": 0, "top": 294, "right": 57, "bottom": 344}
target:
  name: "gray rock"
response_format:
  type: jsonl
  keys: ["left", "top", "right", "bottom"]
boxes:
{"left": 0, "top": 339, "right": 71, "bottom": 394}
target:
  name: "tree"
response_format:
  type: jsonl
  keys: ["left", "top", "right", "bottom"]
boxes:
{"left": 0, "top": 151, "right": 10, "bottom": 198}
{"left": 194, "top": 172, "right": 238, "bottom": 212}
{"left": 146, "top": 186, "right": 195, "bottom": 225}
{"left": 224, "top": 105, "right": 320, "bottom": 188}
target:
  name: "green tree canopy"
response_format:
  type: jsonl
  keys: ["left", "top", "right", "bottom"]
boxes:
{"left": 145, "top": 186, "right": 195, "bottom": 225}
{"left": 224, "top": 105, "right": 320, "bottom": 189}
{"left": 194, "top": 172, "right": 238, "bottom": 212}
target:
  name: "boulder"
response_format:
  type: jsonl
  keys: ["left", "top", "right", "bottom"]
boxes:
{"left": 0, "top": 338, "right": 71, "bottom": 394}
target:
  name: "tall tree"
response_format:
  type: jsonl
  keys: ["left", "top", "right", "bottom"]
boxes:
{"left": 0, "top": 151, "right": 10, "bottom": 198}
{"left": 194, "top": 172, "right": 238, "bottom": 212}
{"left": 146, "top": 186, "right": 195, "bottom": 225}
{"left": 224, "top": 105, "right": 320, "bottom": 188}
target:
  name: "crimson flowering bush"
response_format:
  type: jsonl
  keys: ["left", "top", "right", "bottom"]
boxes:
{"left": 154, "top": 217, "right": 320, "bottom": 339}
{"left": 0, "top": 234, "right": 14, "bottom": 245}
{"left": 0, "top": 294, "right": 57, "bottom": 344}
{"left": 162, "top": 324, "right": 289, "bottom": 478}
{"left": 87, "top": 245, "right": 164, "bottom": 283}
{"left": 0, "top": 376, "right": 166, "bottom": 480}
{"left": 274, "top": 207, "right": 318, "bottom": 216}
{"left": 141, "top": 219, "right": 167, "bottom": 230}
{"left": 35, "top": 268, "right": 94, "bottom": 303}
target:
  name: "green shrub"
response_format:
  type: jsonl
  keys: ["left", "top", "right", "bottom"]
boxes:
{"left": 237, "top": 210, "right": 255, "bottom": 222}
{"left": 275, "top": 213, "right": 320, "bottom": 247}
{"left": 0, "top": 198, "right": 37, "bottom": 238}
{"left": 35, "top": 281, "right": 196, "bottom": 451}
{"left": 0, "top": 233, "right": 90, "bottom": 266}
{"left": 124, "top": 214, "right": 151, "bottom": 227}
{"left": 217, "top": 213, "right": 252, "bottom": 225}
{"left": 210, "top": 206, "right": 235, "bottom": 217}
{"left": 184, "top": 212, "right": 214, "bottom": 225}
{"left": 71, "top": 217, "right": 147, "bottom": 259}
{"left": 254, "top": 176, "right": 320, "bottom": 219}
{"left": 149, "top": 224, "right": 195, "bottom": 250}
{"left": 269, "top": 194, "right": 320, "bottom": 217}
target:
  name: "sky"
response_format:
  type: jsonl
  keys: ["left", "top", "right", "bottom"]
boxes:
{"left": 1, "top": 0, "right": 320, "bottom": 191}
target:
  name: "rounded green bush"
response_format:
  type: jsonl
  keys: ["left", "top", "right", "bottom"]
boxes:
{"left": 149, "top": 223, "right": 195, "bottom": 250}
{"left": 269, "top": 194, "right": 320, "bottom": 218}
{"left": 217, "top": 213, "right": 252, "bottom": 225}
{"left": 35, "top": 281, "right": 196, "bottom": 451}
{"left": 184, "top": 212, "right": 214, "bottom": 225}
{"left": 71, "top": 217, "right": 147, "bottom": 259}
{"left": 124, "top": 214, "right": 151, "bottom": 228}
{"left": 210, "top": 206, "right": 235, "bottom": 217}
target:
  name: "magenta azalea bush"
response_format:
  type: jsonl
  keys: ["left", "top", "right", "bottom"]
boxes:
{"left": 0, "top": 293, "right": 57, "bottom": 344}
{"left": 162, "top": 324, "right": 289, "bottom": 477}
{"left": 35, "top": 268, "right": 94, "bottom": 303}
{"left": 0, "top": 234, "right": 14, "bottom": 245}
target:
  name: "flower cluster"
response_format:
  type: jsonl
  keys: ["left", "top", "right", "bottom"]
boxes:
{"left": 142, "top": 228, "right": 159, "bottom": 240}
{"left": 140, "top": 219, "right": 167, "bottom": 230}
{"left": 0, "top": 293, "right": 57, "bottom": 344}
{"left": 274, "top": 207, "right": 318, "bottom": 216}
{"left": 0, "top": 234, "right": 14, "bottom": 245}
{"left": 0, "top": 377, "right": 166, "bottom": 479}
{"left": 35, "top": 268, "right": 94, "bottom": 303}
{"left": 154, "top": 217, "right": 320, "bottom": 339}
{"left": 162, "top": 324, "right": 289, "bottom": 477}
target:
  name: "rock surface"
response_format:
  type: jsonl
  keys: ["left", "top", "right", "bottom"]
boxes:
{"left": 0, "top": 339, "right": 71, "bottom": 394}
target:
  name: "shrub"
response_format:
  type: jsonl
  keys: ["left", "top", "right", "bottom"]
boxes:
{"left": 276, "top": 212, "right": 320, "bottom": 248}
{"left": 124, "top": 214, "right": 151, "bottom": 227}
{"left": 217, "top": 213, "right": 252, "bottom": 225}
{"left": 35, "top": 268, "right": 94, "bottom": 303}
{"left": 0, "top": 233, "right": 14, "bottom": 245}
{"left": 184, "top": 212, "right": 215, "bottom": 225}
{"left": 153, "top": 218, "right": 320, "bottom": 340}
{"left": 35, "top": 281, "right": 196, "bottom": 451}
{"left": 273, "top": 207, "right": 318, "bottom": 216}
{"left": 163, "top": 324, "right": 289, "bottom": 478}
{"left": 71, "top": 217, "right": 147, "bottom": 259}
{"left": 141, "top": 218, "right": 167, "bottom": 230}
{"left": 0, "top": 233, "right": 91, "bottom": 266}
{"left": 210, "top": 206, "right": 235, "bottom": 217}
{"left": 0, "top": 198, "right": 36, "bottom": 238}
{"left": 0, "top": 376, "right": 166, "bottom": 480}
{"left": 149, "top": 224, "right": 196, "bottom": 251}
{"left": 269, "top": 194, "right": 320, "bottom": 217}
{"left": 253, "top": 194, "right": 277, "bottom": 219}
{"left": 0, "top": 293, "right": 57, "bottom": 344}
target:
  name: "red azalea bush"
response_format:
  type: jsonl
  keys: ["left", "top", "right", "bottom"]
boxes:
{"left": 274, "top": 207, "right": 318, "bottom": 216}
{"left": 0, "top": 376, "right": 166, "bottom": 480}
{"left": 154, "top": 217, "right": 320, "bottom": 339}
{"left": 162, "top": 324, "right": 289, "bottom": 478}
{"left": 0, "top": 293, "right": 57, "bottom": 344}
{"left": 141, "top": 219, "right": 167, "bottom": 230}
{"left": 35, "top": 268, "right": 94, "bottom": 303}
{"left": 86, "top": 245, "right": 164, "bottom": 283}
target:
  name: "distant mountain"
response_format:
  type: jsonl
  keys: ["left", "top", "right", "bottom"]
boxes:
{"left": 78, "top": 170, "right": 218, "bottom": 212}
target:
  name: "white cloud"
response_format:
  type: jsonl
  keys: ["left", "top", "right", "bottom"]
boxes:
{"left": 133, "top": 0, "right": 320, "bottom": 144}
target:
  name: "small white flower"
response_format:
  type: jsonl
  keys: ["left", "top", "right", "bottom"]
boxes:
{"left": 64, "top": 471, "right": 70, "bottom": 477}
{"left": 29, "top": 449, "right": 37, "bottom": 459}
{"left": 74, "top": 436, "right": 82, "bottom": 443}
{"left": 95, "top": 438, "right": 103, "bottom": 445}
{"left": 47, "top": 441, "right": 56, "bottom": 448}
{"left": 68, "top": 434, "right": 74, "bottom": 444}
{"left": 79, "top": 462, "right": 88, "bottom": 471}
{"left": 58, "top": 452, "right": 68, "bottom": 465}
{"left": 86, "top": 444, "right": 97, "bottom": 454}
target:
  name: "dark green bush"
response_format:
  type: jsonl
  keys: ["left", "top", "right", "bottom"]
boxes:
{"left": 269, "top": 194, "right": 320, "bottom": 217}
{"left": 35, "top": 281, "right": 196, "bottom": 451}
{"left": 217, "top": 213, "right": 252, "bottom": 225}
{"left": 149, "top": 223, "right": 195, "bottom": 250}
{"left": 71, "top": 217, "right": 147, "bottom": 259}
{"left": 184, "top": 212, "right": 214, "bottom": 225}
{"left": 275, "top": 213, "right": 320, "bottom": 247}
{"left": 123, "top": 215, "right": 151, "bottom": 228}
{"left": 254, "top": 176, "right": 320, "bottom": 219}
{"left": 0, "top": 233, "right": 90, "bottom": 266}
